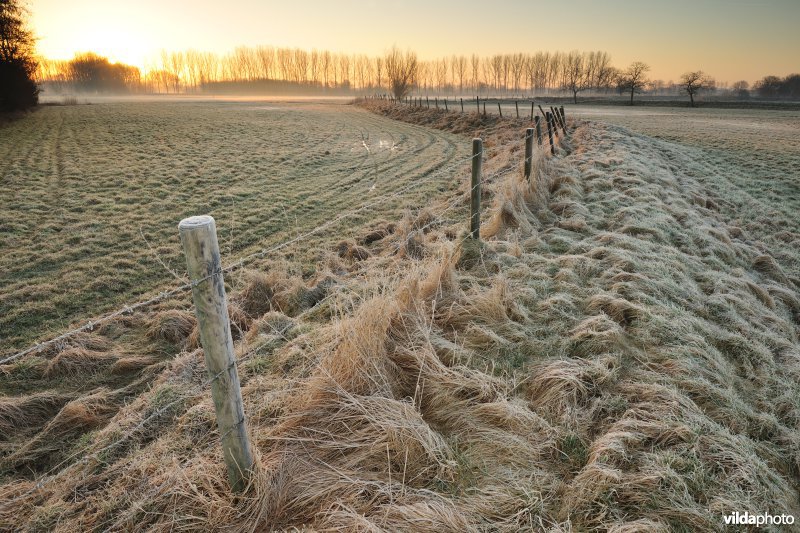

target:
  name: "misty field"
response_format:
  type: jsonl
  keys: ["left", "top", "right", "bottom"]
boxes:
{"left": 0, "top": 101, "right": 468, "bottom": 355}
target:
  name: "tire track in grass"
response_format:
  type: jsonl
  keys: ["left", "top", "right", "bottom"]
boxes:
{"left": 0, "top": 101, "right": 469, "bottom": 355}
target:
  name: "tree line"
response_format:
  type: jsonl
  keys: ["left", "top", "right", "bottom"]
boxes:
{"left": 38, "top": 44, "right": 797, "bottom": 108}
{"left": 37, "top": 47, "right": 622, "bottom": 96}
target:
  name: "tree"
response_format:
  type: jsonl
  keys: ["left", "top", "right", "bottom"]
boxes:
{"left": 619, "top": 61, "right": 650, "bottom": 104}
{"left": 385, "top": 47, "right": 417, "bottom": 100}
{"left": 731, "top": 80, "right": 749, "bottom": 99}
{"left": 561, "top": 50, "right": 586, "bottom": 104}
{"left": 452, "top": 55, "right": 466, "bottom": 95}
{"left": 680, "top": 70, "right": 715, "bottom": 107}
{"left": 68, "top": 52, "right": 140, "bottom": 93}
{"left": 0, "top": 0, "right": 38, "bottom": 111}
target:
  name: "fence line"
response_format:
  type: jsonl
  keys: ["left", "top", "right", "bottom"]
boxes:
{"left": 1, "top": 148, "right": 487, "bottom": 366}
{"left": 1, "top": 106, "right": 569, "bottom": 506}
{"left": 367, "top": 94, "right": 570, "bottom": 125}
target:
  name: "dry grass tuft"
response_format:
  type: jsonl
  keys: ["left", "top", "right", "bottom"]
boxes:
{"left": 146, "top": 309, "right": 196, "bottom": 346}
{"left": 43, "top": 348, "right": 118, "bottom": 378}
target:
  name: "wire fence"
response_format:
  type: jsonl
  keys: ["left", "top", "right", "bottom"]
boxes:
{"left": 1, "top": 147, "right": 480, "bottom": 366}
{"left": 0, "top": 103, "right": 569, "bottom": 510}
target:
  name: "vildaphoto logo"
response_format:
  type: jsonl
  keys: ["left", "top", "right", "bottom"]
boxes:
{"left": 723, "top": 511, "right": 795, "bottom": 528}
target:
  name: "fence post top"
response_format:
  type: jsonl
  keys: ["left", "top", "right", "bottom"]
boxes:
{"left": 179, "top": 215, "right": 215, "bottom": 231}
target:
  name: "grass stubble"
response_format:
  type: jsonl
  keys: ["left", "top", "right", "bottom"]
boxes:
{"left": 0, "top": 99, "right": 799, "bottom": 531}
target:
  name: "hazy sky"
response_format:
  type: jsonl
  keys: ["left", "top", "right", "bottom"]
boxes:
{"left": 30, "top": 0, "right": 799, "bottom": 83}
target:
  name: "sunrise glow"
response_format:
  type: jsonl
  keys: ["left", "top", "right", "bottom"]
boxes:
{"left": 30, "top": 0, "right": 800, "bottom": 84}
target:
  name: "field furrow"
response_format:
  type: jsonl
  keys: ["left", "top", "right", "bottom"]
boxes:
{"left": 0, "top": 101, "right": 469, "bottom": 355}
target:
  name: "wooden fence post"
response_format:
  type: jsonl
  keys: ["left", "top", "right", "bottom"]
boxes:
{"left": 524, "top": 127, "right": 534, "bottom": 180}
{"left": 179, "top": 215, "right": 254, "bottom": 493}
{"left": 534, "top": 115, "right": 543, "bottom": 146}
{"left": 476, "top": 95, "right": 480, "bottom": 114}
{"left": 426, "top": 96, "right": 430, "bottom": 108}
{"left": 530, "top": 101, "right": 534, "bottom": 120}
{"left": 497, "top": 101, "right": 503, "bottom": 117}
{"left": 560, "top": 106, "right": 566, "bottom": 129}
{"left": 545, "top": 112, "right": 555, "bottom": 155}
{"left": 461, "top": 98, "right": 464, "bottom": 112}
{"left": 515, "top": 100, "right": 519, "bottom": 118}
{"left": 435, "top": 97, "right": 438, "bottom": 109}
{"left": 444, "top": 99, "right": 448, "bottom": 111}
{"left": 483, "top": 100, "right": 486, "bottom": 116}
{"left": 470, "top": 138, "right": 482, "bottom": 239}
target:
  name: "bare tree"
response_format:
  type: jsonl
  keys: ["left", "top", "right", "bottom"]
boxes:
{"left": 488, "top": 55, "right": 503, "bottom": 93}
{"left": 321, "top": 50, "right": 331, "bottom": 87}
{"left": 385, "top": 46, "right": 417, "bottom": 99}
{"left": 309, "top": 49, "right": 320, "bottom": 85}
{"left": 470, "top": 53, "right": 481, "bottom": 93}
{"left": 292, "top": 49, "right": 308, "bottom": 82}
{"left": 548, "top": 52, "right": 562, "bottom": 93}
{"left": 561, "top": 50, "right": 586, "bottom": 103}
{"left": 256, "top": 46, "right": 274, "bottom": 80}
{"left": 338, "top": 54, "right": 350, "bottom": 88}
{"left": 375, "top": 57, "right": 383, "bottom": 90}
{"left": 510, "top": 53, "right": 525, "bottom": 95}
{"left": 435, "top": 58, "right": 448, "bottom": 94}
{"left": 620, "top": 61, "right": 650, "bottom": 104}
{"left": 452, "top": 55, "right": 466, "bottom": 95}
{"left": 680, "top": 70, "right": 715, "bottom": 107}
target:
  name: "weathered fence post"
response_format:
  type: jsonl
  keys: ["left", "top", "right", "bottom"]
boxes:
{"left": 530, "top": 101, "right": 534, "bottom": 120}
{"left": 497, "top": 101, "right": 503, "bottom": 117}
{"left": 444, "top": 99, "right": 448, "bottom": 111}
{"left": 426, "top": 96, "right": 430, "bottom": 108}
{"left": 470, "top": 138, "right": 482, "bottom": 239}
{"left": 534, "top": 115, "right": 543, "bottom": 146}
{"left": 545, "top": 112, "right": 555, "bottom": 155}
{"left": 179, "top": 215, "right": 253, "bottom": 493}
{"left": 483, "top": 100, "right": 486, "bottom": 116}
{"left": 461, "top": 97, "right": 464, "bottom": 112}
{"left": 476, "top": 95, "right": 480, "bottom": 114}
{"left": 515, "top": 100, "right": 519, "bottom": 118}
{"left": 524, "top": 127, "right": 534, "bottom": 180}
{"left": 560, "top": 106, "right": 566, "bottom": 130}
{"left": 435, "top": 97, "right": 438, "bottom": 109}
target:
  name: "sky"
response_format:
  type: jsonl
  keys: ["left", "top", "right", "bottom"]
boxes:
{"left": 29, "top": 0, "right": 800, "bottom": 84}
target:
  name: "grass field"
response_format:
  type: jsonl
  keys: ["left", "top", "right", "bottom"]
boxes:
{"left": 572, "top": 106, "right": 800, "bottom": 222}
{"left": 2, "top": 99, "right": 800, "bottom": 531}
{"left": 0, "top": 100, "right": 469, "bottom": 356}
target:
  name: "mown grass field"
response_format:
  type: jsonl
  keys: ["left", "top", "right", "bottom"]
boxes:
{"left": 0, "top": 101, "right": 468, "bottom": 356}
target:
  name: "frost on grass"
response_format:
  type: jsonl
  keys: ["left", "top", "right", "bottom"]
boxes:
{"left": 1, "top": 103, "right": 800, "bottom": 531}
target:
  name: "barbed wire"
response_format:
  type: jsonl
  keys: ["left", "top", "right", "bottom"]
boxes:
{"left": 0, "top": 148, "right": 481, "bottom": 366}
{"left": 0, "top": 284, "right": 346, "bottom": 511}
{"left": 0, "top": 123, "right": 565, "bottom": 510}
{"left": 2, "top": 112, "right": 567, "bottom": 367}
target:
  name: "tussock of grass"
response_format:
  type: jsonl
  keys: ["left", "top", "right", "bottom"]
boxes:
{"left": 146, "top": 309, "right": 196, "bottom": 347}
{"left": 1, "top": 102, "right": 799, "bottom": 531}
